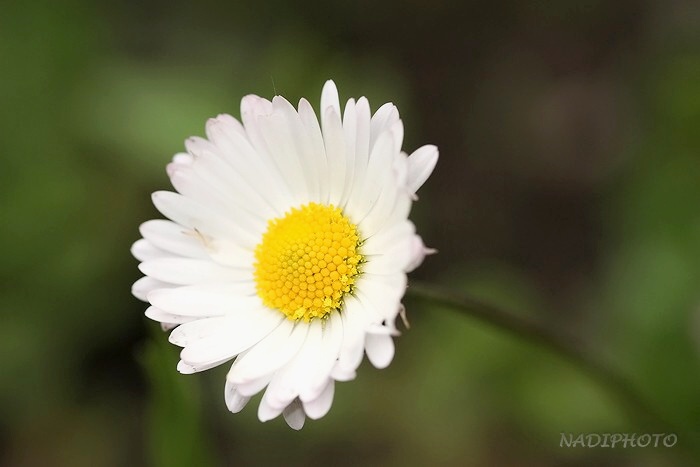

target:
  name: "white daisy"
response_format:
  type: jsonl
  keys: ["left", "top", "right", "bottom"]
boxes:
{"left": 131, "top": 80, "right": 438, "bottom": 430}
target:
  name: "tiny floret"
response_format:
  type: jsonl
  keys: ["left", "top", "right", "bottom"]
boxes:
{"left": 254, "top": 203, "right": 362, "bottom": 322}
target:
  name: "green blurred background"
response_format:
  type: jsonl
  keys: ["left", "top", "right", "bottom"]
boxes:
{"left": 1, "top": 0, "right": 699, "bottom": 465}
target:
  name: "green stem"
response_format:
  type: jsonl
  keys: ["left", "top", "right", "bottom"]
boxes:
{"left": 406, "top": 281, "right": 671, "bottom": 431}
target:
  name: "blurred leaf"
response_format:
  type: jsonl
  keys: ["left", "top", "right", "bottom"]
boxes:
{"left": 139, "top": 326, "right": 217, "bottom": 467}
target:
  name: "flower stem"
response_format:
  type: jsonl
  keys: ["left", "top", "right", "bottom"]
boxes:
{"left": 406, "top": 280, "right": 671, "bottom": 431}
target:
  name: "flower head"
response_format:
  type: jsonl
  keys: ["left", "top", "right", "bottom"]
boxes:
{"left": 132, "top": 80, "right": 438, "bottom": 429}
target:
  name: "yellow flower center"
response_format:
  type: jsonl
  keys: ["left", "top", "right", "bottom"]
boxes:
{"left": 254, "top": 202, "right": 363, "bottom": 322}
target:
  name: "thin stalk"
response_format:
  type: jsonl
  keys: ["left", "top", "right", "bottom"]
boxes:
{"left": 406, "top": 280, "right": 671, "bottom": 432}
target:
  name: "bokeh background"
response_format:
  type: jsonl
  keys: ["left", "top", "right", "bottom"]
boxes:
{"left": 2, "top": 0, "right": 699, "bottom": 465}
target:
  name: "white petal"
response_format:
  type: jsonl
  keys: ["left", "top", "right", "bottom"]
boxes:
{"left": 338, "top": 98, "right": 357, "bottom": 207}
{"left": 205, "top": 115, "right": 289, "bottom": 214}
{"left": 145, "top": 306, "right": 198, "bottom": 325}
{"left": 365, "top": 333, "right": 395, "bottom": 369}
{"left": 362, "top": 220, "right": 415, "bottom": 255}
{"left": 334, "top": 295, "right": 368, "bottom": 377}
{"left": 147, "top": 283, "right": 260, "bottom": 317}
{"left": 240, "top": 95, "right": 297, "bottom": 207}
{"left": 176, "top": 356, "right": 233, "bottom": 374}
{"left": 342, "top": 99, "right": 357, "bottom": 167}
{"left": 370, "top": 193, "right": 412, "bottom": 243}
{"left": 361, "top": 231, "right": 417, "bottom": 275}
{"left": 369, "top": 103, "right": 399, "bottom": 151}
{"left": 242, "top": 93, "right": 273, "bottom": 118}
{"left": 390, "top": 120, "right": 404, "bottom": 157}
{"left": 167, "top": 152, "right": 194, "bottom": 176}
{"left": 169, "top": 307, "right": 281, "bottom": 347}
{"left": 227, "top": 319, "right": 307, "bottom": 385}
{"left": 344, "top": 96, "right": 371, "bottom": 209}
{"left": 139, "top": 257, "right": 252, "bottom": 285}
{"left": 302, "top": 379, "right": 334, "bottom": 420}
{"left": 177, "top": 312, "right": 284, "bottom": 369}
{"left": 168, "top": 316, "right": 230, "bottom": 347}
{"left": 225, "top": 379, "right": 251, "bottom": 413}
{"left": 171, "top": 142, "right": 269, "bottom": 233}
{"left": 205, "top": 113, "right": 246, "bottom": 140}
{"left": 299, "top": 312, "right": 343, "bottom": 402}
{"left": 319, "top": 79, "right": 346, "bottom": 207}
{"left": 188, "top": 138, "right": 275, "bottom": 222}
{"left": 272, "top": 96, "right": 320, "bottom": 201}
{"left": 264, "top": 320, "right": 323, "bottom": 409}
{"left": 297, "top": 97, "right": 330, "bottom": 204}
{"left": 330, "top": 366, "right": 355, "bottom": 382}
{"left": 356, "top": 121, "right": 408, "bottom": 237}
{"left": 258, "top": 392, "right": 285, "bottom": 422}
{"left": 354, "top": 273, "right": 407, "bottom": 322}
{"left": 367, "top": 321, "right": 401, "bottom": 336}
{"left": 406, "top": 235, "right": 437, "bottom": 272}
{"left": 177, "top": 360, "right": 198, "bottom": 374}
{"left": 132, "top": 276, "right": 176, "bottom": 302}
{"left": 169, "top": 160, "right": 251, "bottom": 226}
{"left": 139, "top": 220, "right": 209, "bottom": 259}
{"left": 357, "top": 182, "right": 402, "bottom": 240}
{"left": 406, "top": 144, "right": 438, "bottom": 193}
{"left": 151, "top": 191, "right": 258, "bottom": 249}
{"left": 394, "top": 151, "right": 409, "bottom": 192}
{"left": 283, "top": 399, "right": 306, "bottom": 430}
{"left": 320, "top": 80, "right": 341, "bottom": 117}
{"left": 205, "top": 238, "right": 255, "bottom": 269}
{"left": 353, "top": 288, "right": 389, "bottom": 326}
{"left": 236, "top": 373, "right": 273, "bottom": 397}
{"left": 254, "top": 99, "right": 310, "bottom": 204}
{"left": 344, "top": 130, "right": 395, "bottom": 223}
{"left": 131, "top": 239, "right": 170, "bottom": 262}
{"left": 322, "top": 106, "right": 347, "bottom": 206}
{"left": 272, "top": 96, "right": 325, "bottom": 202}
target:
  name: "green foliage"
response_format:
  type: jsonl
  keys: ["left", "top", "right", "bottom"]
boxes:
{"left": 140, "top": 326, "right": 216, "bottom": 467}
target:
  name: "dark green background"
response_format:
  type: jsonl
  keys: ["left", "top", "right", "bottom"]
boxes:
{"left": 1, "top": 0, "right": 699, "bottom": 465}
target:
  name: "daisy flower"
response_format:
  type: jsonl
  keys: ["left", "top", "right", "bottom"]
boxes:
{"left": 131, "top": 80, "right": 438, "bottom": 429}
